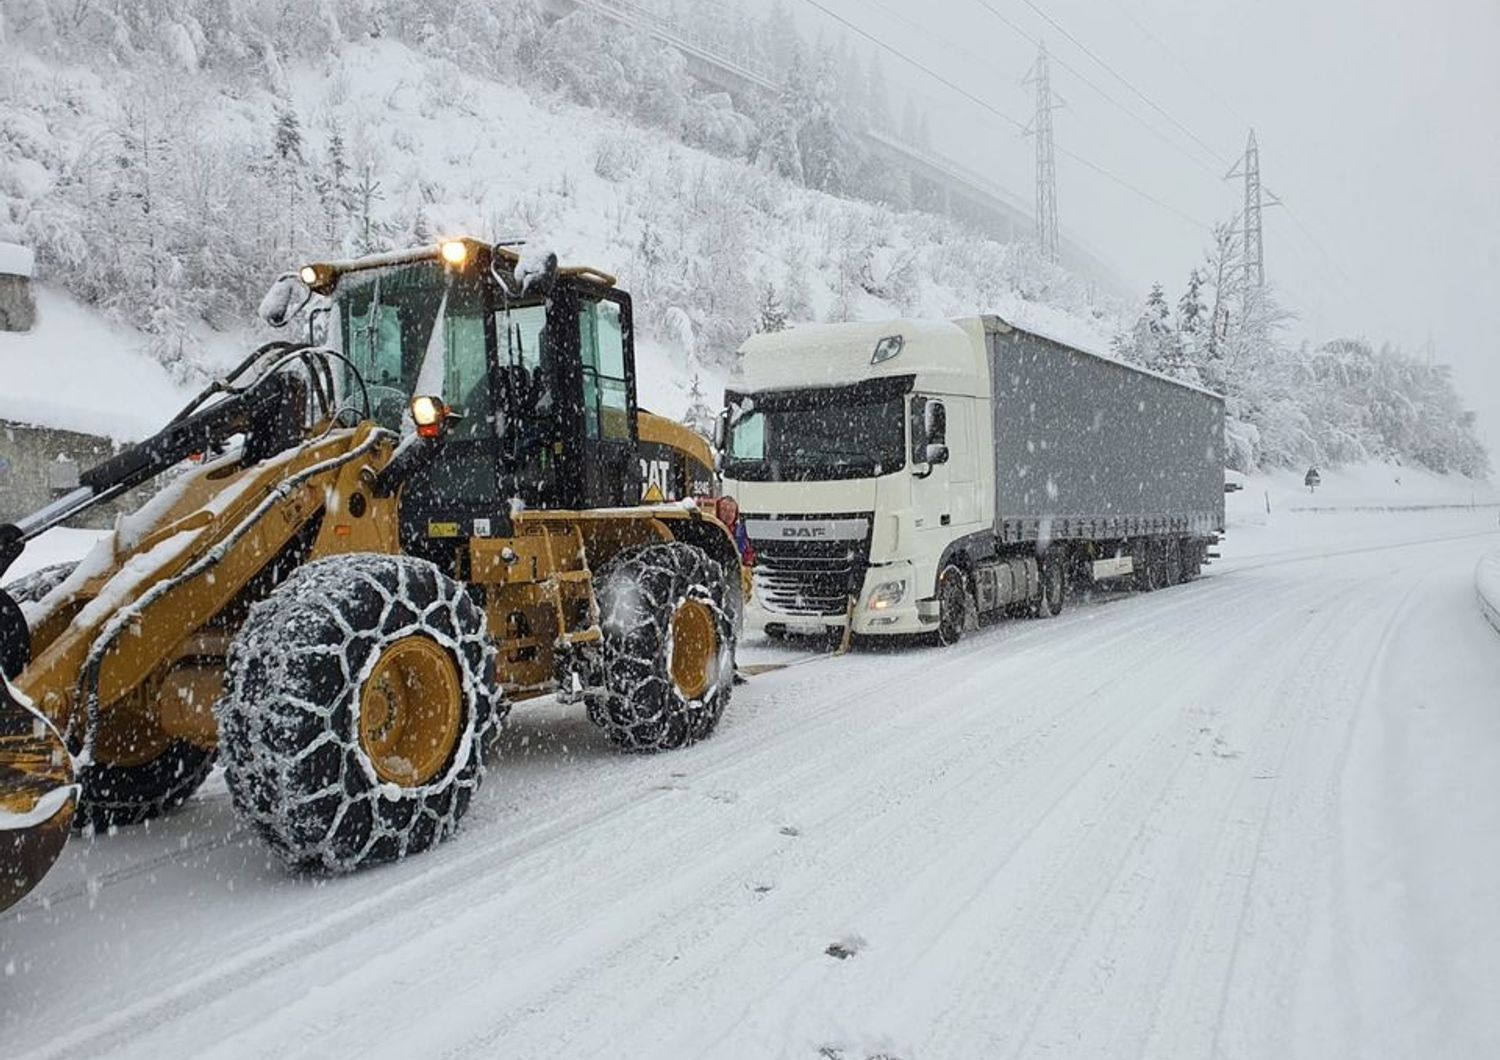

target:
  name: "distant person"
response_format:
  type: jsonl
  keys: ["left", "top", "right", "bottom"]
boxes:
{"left": 1305, "top": 466, "right": 1321, "bottom": 493}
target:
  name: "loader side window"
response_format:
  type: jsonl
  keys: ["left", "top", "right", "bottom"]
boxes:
{"left": 579, "top": 298, "right": 630, "bottom": 441}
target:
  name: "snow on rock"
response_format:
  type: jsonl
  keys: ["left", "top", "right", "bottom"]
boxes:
{"left": 1478, "top": 549, "right": 1500, "bottom": 635}
{"left": 0, "top": 242, "right": 34, "bottom": 278}
{"left": 0, "top": 285, "right": 193, "bottom": 440}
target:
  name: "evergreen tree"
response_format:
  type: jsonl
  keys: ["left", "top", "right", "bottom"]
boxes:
{"left": 756, "top": 283, "right": 788, "bottom": 333}
{"left": 682, "top": 372, "right": 715, "bottom": 435}
{"left": 272, "top": 104, "right": 305, "bottom": 164}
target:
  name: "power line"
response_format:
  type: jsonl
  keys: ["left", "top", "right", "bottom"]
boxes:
{"left": 1013, "top": 0, "right": 1232, "bottom": 168}
{"left": 969, "top": 0, "right": 1226, "bottom": 179}
{"left": 1110, "top": 0, "right": 1254, "bottom": 132}
{"left": 795, "top": 0, "right": 1211, "bottom": 232}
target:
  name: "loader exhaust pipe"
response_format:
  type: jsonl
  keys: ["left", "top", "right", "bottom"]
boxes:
{"left": 0, "top": 675, "right": 77, "bottom": 913}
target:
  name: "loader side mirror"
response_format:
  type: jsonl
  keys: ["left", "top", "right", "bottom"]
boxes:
{"left": 259, "top": 272, "right": 313, "bottom": 328}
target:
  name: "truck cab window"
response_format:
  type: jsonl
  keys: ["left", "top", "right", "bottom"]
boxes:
{"left": 579, "top": 298, "right": 630, "bottom": 440}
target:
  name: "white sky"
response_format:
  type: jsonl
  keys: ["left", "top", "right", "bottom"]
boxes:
{"left": 777, "top": 0, "right": 1500, "bottom": 450}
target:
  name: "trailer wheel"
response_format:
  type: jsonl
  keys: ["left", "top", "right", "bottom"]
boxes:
{"left": 934, "top": 565, "right": 970, "bottom": 645}
{"left": 1032, "top": 551, "right": 1065, "bottom": 618}
{"left": 585, "top": 542, "right": 737, "bottom": 752}
{"left": 1163, "top": 538, "right": 1183, "bottom": 587}
{"left": 218, "top": 554, "right": 503, "bottom": 873}
{"left": 1180, "top": 539, "right": 1203, "bottom": 581}
{"left": 1132, "top": 543, "right": 1156, "bottom": 592}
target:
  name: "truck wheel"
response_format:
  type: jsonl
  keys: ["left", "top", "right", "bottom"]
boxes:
{"left": 1032, "top": 551, "right": 1065, "bottom": 618}
{"left": 75, "top": 739, "right": 216, "bottom": 831}
{"left": 218, "top": 554, "right": 503, "bottom": 873}
{"left": 935, "top": 565, "right": 969, "bottom": 645}
{"left": 585, "top": 542, "right": 737, "bottom": 752}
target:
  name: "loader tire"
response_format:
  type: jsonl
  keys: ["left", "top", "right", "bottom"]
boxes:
{"left": 3, "top": 561, "right": 79, "bottom": 607}
{"left": 218, "top": 554, "right": 503, "bottom": 874}
{"left": 585, "top": 542, "right": 736, "bottom": 752}
{"left": 3, "top": 562, "right": 80, "bottom": 679}
{"left": 75, "top": 740, "right": 216, "bottom": 831}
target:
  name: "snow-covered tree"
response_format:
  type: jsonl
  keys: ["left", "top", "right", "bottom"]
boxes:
{"left": 682, "top": 372, "right": 715, "bottom": 434}
{"left": 756, "top": 283, "right": 788, "bottom": 333}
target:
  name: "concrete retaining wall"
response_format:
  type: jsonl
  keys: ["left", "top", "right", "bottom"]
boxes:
{"left": 1478, "top": 549, "right": 1500, "bottom": 636}
{"left": 0, "top": 420, "right": 153, "bottom": 527}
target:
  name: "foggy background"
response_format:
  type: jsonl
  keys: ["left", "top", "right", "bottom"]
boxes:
{"left": 789, "top": 0, "right": 1500, "bottom": 447}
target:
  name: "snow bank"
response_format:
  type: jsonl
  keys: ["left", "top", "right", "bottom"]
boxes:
{"left": 1478, "top": 550, "right": 1500, "bottom": 636}
{"left": 1229, "top": 464, "right": 1499, "bottom": 527}
{"left": 0, "top": 285, "right": 193, "bottom": 440}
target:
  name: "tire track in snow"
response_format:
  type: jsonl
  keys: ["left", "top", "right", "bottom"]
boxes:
{"left": 438, "top": 575, "right": 1307, "bottom": 1058}
{"left": 10, "top": 544, "right": 1440, "bottom": 1060}
{"left": 23, "top": 574, "right": 1260, "bottom": 1059}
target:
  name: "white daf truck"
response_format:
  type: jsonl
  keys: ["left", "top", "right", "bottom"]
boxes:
{"left": 720, "top": 316, "right": 1225, "bottom": 644}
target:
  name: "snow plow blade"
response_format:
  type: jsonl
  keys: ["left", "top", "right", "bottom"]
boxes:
{"left": 0, "top": 674, "right": 77, "bottom": 913}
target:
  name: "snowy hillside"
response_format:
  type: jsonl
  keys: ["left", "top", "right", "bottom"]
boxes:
{"left": 0, "top": 1, "right": 1487, "bottom": 474}
{"left": 0, "top": 19, "right": 1110, "bottom": 426}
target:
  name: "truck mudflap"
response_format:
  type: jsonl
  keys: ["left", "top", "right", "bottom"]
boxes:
{"left": 0, "top": 674, "right": 77, "bottom": 913}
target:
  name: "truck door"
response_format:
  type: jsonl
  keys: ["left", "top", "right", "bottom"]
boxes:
{"left": 910, "top": 395, "right": 956, "bottom": 569}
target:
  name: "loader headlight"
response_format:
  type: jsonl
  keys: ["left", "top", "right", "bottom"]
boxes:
{"left": 440, "top": 240, "right": 470, "bottom": 267}
{"left": 867, "top": 580, "right": 905, "bottom": 611}
{"left": 410, "top": 395, "right": 450, "bottom": 439}
{"left": 298, "top": 263, "right": 336, "bottom": 294}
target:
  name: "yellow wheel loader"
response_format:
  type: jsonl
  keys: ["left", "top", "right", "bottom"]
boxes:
{"left": 0, "top": 239, "right": 747, "bottom": 907}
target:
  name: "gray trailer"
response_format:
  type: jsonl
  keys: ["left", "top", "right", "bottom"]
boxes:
{"left": 985, "top": 319, "right": 1225, "bottom": 547}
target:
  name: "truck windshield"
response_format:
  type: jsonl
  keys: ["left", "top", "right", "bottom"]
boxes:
{"left": 724, "top": 395, "right": 906, "bottom": 481}
{"left": 333, "top": 261, "right": 493, "bottom": 438}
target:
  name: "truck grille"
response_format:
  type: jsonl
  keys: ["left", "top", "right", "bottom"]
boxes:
{"left": 745, "top": 513, "right": 873, "bottom": 617}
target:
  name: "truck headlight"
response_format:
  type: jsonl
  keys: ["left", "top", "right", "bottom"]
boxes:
{"left": 867, "top": 580, "right": 905, "bottom": 611}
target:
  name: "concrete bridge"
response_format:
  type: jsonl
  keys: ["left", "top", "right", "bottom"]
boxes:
{"left": 540, "top": 0, "right": 1124, "bottom": 292}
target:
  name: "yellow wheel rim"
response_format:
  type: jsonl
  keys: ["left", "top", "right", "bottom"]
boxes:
{"left": 670, "top": 599, "right": 717, "bottom": 700}
{"left": 358, "top": 636, "right": 463, "bottom": 787}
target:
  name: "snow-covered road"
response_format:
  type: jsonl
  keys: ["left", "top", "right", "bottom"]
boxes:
{"left": 4, "top": 508, "right": 1499, "bottom": 1059}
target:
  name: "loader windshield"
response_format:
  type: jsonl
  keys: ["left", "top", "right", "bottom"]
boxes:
{"left": 335, "top": 261, "right": 492, "bottom": 438}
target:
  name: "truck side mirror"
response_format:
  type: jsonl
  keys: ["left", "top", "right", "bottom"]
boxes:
{"left": 712, "top": 408, "right": 727, "bottom": 452}
{"left": 925, "top": 443, "right": 950, "bottom": 465}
